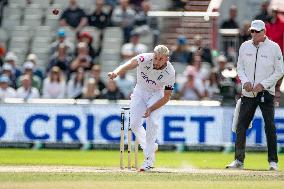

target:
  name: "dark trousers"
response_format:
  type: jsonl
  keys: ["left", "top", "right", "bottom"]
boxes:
{"left": 235, "top": 91, "right": 278, "bottom": 163}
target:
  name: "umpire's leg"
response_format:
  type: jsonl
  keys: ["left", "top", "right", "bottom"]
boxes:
{"left": 259, "top": 92, "right": 278, "bottom": 163}
{"left": 235, "top": 97, "right": 258, "bottom": 162}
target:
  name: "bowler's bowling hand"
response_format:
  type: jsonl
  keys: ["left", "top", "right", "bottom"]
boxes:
{"left": 253, "top": 83, "right": 264, "bottom": 93}
{"left": 108, "top": 72, "right": 117, "bottom": 80}
{"left": 243, "top": 82, "right": 253, "bottom": 92}
{"left": 143, "top": 108, "right": 152, "bottom": 118}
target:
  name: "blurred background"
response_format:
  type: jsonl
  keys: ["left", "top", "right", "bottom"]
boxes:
{"left": 0, "top": 0, "right": 283, "bottom": 151}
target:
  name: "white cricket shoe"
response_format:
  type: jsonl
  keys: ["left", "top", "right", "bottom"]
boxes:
{"left": 139, "top": 158, "right": 154, "bottom": 172}
{"left": 154, "top": 143, "right": 158, "bottom": 152}
{"left": 226, "top": 160, "right": 244, "bottom": 169}
{"left": 269, "top": 162, "right": 278, "bottom": 171}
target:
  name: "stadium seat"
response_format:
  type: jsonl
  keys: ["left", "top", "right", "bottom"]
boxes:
{"left": 2, "top": 15, "right": 21, "bottom": 30}
{"left": 9, "top": 37, "right": 30, "bottom": 50}
{"left": 104, "top": 27, "right": 123, "bottom": 38}
{"left": 24, "top": 4, "right": 43, "bottom": 17}
{"left": 100, "top": 59, "right": 119, "bottom": 73}
{"left": 3, "top": 4, "right": 22, "bottom": 18}
{"left": 30, "top": 0, "right": 52, "bottom": 8}
{"left": 9, "top": 0, "right": 27, "bottom": 8}
{"left": 23, "top": 15, "right": 42, "bottom": 27}
{"left": 0, "top": 28, "right": 9, "bottom": 44}
{"left": 31, "top": 38, "right": 52, "bottom": 50}
{"left": 45, "top": 15, "right": 60, "bottom": 29}
{"left": 54, "top": 0, "right": 70, "bottom": 8}
{"left": 11, "top": 26, "right": 31, "bottom": 39}
{"left": 100, "top": 50, "right": 120, "bottom": 62}
{"left": 102, "top": 38, "right": 122, "bottom": 50}
{"left": 34, "top": 26, "right": 53, "bottom": 38}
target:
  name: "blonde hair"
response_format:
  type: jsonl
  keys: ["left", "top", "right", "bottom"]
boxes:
{"left": 154, "top": 45, "right": 169, "bottom": 56}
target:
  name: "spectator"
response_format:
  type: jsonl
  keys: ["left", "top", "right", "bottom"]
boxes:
{"left": 170, "top": 35, "right": 193, "bottom": 65}
{"left": 82, "top": 77, "right": 100, "bottom": 100}
{"left": 129, "top": 0, "right": 144, "bottom": 11}
{"left": 4, "top": 52, "right": 21, "bottom": 79}
{"left": 170, "top": 0, "right": 186, "bottom": 11}
{"left": 42, "top": 66, "right": 66, "bottom": 98}
{"left": 100, "top": 79, "right": 124, "bottom": 100}
{"left": 49, "top": 28, "right": 74, "bottom": 57}
{"left": 105, "top": 0, "right": 118, "bottom": 7}
{"left": 134, "top": 0, "right": 160, "bottom": 46}
{"left": 220, "top": 5, "right": 239, "bottom": 58}
{"left": 121, "top": 31, "right": 148, "bottom": 61}
{"left": 26, "top": 54, "right": 44, "bottom": 81}
{"left": 88, "top": 0, "right": 110, "bottom": 30}
{"left": 16, "top": 74, "right": 40, "bottom": 99}
{"left": 76, "top": 31, "right": 102, "bottom": 62}
{"left": 0, "top": 0, "right": 8, "bottom": 26}
{"left": 1, "top": 63, "right": 16, "bottom": 88}
{"left": 254, "top": 0, "right": 272, "bottom": 22}
{"left": 66, "top": 67, "right": 85, "bottom": 98}
{"left": 70, "top": 42, "right": 92, "bottom": 72}
{"left": 266, "top": 8, "right": 284, "bottom": 53}
{"left": 191, "top": 54, "right": 211, "bottom": 81}
{"left": 239, "top": 21, "right": 251, "bottom": 45}
{"left": 89, "top": 64, "right": 106, "bottom": 92}
{"left": 180, "top": 67, "right": 205, "bottom": 100}
{"left": 190, "top": 35, "right": 213, "bottom": 66}
{"left": 115, "top": 71, "right": 135, "bottom": 99}
{"left": 204, "top": 71, "right": 220, "bottom": 100}
{"left": 48, "top": 43, "right": 72, "bottom": 76}
{"left": 111, "top": 0, "right": 136, "bottom": 43}
{"left": 0, "top": 75, "right": 16, "bottom": 100}
{"left": 220, "top": 5, "right": 239, "bottom": 29}
{"left": 0, "top": 42, "right": 6, "bottom": 67}
{"left": 215, "top": 55, "right": 238, "bottom": 105}
{"left": 17, "top": 62, "right": 42, "bottom": 91}
{"left": 59, "top": 0, "right": 88, "bottom": 32}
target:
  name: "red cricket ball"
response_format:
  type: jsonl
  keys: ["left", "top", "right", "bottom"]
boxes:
{"left": 52, "top": 9, "right": 59, "bottom": 15}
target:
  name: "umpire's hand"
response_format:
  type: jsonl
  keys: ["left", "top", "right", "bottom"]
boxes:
{"left": 243, "top": 82, "right": 253, "bottom": 92}
{"left": 253, "top": 83, "right": 264, "bottom": 93}
{"left": 108, "top": 72, "right": 117, "bottom": 80}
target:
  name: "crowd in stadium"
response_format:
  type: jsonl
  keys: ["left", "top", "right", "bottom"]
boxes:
{"left": 0, "top": 0, "right": 283, "bottom": 106}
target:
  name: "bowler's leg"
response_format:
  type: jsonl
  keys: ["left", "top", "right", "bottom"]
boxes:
{"left": 130, "top": 94, "right": 147, "bottom": 150}
{"left": 144, "top": 92, "right": 163, "bottom": 165}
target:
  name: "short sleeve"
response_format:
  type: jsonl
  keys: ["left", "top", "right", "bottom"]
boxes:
{"left": 164, "top": 72, "right": 175, "bottom": 90}
{"left": 133, "top": 54, "right": 147, "bottom": 65}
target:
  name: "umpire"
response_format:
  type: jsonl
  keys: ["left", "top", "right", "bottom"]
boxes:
{"left": 226, "top": 20, "right": 284, "bottom": 170}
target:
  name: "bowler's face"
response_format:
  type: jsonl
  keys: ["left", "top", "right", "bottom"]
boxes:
{"left": 153, "top": 53, "right": 168, "bottom": 70}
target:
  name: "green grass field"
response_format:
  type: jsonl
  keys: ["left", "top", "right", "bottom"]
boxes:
{"left": 0, "top": 149, "right": 283, "bottom": 189}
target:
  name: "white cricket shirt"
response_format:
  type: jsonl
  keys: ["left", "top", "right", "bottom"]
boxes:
{"left": 133, "top": 53, "right": 175, "bottom": 92}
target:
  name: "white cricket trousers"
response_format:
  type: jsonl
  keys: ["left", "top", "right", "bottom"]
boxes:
{"left": 130, "top": 85, "right": 163, "bottom": 162}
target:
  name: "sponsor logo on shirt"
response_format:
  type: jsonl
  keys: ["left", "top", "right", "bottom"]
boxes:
{"left": 245, "top": 53, "right": 253, "bottom": 56}
{"left": 141, "top": 72, "right": 156, "bottom": 85}
{"left": 139, "top": 56, "right": 145, "bottom": 62}
{"left": 261, "top": 55, "right": 268, "bottom": 58}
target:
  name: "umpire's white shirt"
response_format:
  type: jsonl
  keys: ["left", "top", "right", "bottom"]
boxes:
{"left": 237, "top": 37, "right": 284, "bottom": 97}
